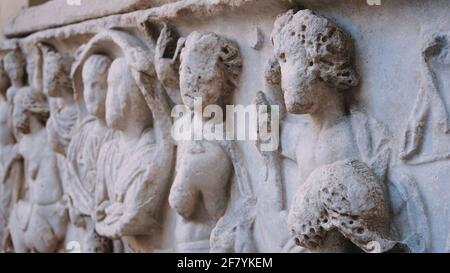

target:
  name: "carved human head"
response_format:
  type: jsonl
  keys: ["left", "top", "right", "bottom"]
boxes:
{"left": 180, "top": 31, "right": 242, "bottom": 110}
{"left": 271, "top": 9, "right": 359, "bottom": 115}
{"left": 0, "top": 59, "right": 10, "bottom": 98}
{"left": 106, "top": 57, "right": 151, "bottom": 131}
{"left": 13, "top": 87, "right": 49, "bottom": 134}
{"left": 82, "top": 54, "right": 112, "bottom": 118}
{"left": 3, "top": 49, "right": 25, "bottom": 87}
{"left": 288, "top": 160, "right": 393, "bottom": 253}
{"left": 40, "top": 44, "right": 73, "bottom": 98}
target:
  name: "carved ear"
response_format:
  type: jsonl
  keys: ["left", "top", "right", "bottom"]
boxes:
{"left": 218, "top": 43, "right": 238, "bottom": 64}
{"left": 217, "top": 41, "right": 242, "bottom": 96}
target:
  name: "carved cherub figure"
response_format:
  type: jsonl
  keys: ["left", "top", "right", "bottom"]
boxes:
{"left": 264, "top": 9, "right": 399, "bottom": 253}
{"left": 5, "top": 88, "right": 68, "bottom": 253}
{"left": 155, "top": 27, "right": 253, "bottom": 252}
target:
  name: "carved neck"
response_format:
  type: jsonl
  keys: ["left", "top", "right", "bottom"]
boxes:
{"left": 60, "top": 87, "right": 75, "bottom": 105}
{"left": 309, "top": 84, "right": 346, "bottom": 129}
{"left": 29, "top": 116, "right": 44, "bottom": 134}
{"left": 12, "top": 80, "right": 24, "bottom": 88}
{"left": 120, "top": 118, "right": 148, "bottom": 142}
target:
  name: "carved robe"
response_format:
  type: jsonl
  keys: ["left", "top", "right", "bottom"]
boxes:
{"left": 46, "top": 99, "right": 78, "bottom": 155}
{"left": 95, "top": 129, "right": 163, "bottom": 238}
{"left": 65, "top": 118, "right": 116, "bottom": 217}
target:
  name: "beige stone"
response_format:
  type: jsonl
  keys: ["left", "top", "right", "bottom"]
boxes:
{"left": 0, "top": 0, "right": 448, "bottom": 253}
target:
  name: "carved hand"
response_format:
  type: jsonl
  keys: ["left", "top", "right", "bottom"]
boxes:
{"left": 154, "top": 23, "right": 185, "bottom": 104}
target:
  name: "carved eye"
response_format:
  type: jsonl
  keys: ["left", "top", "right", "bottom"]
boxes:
{"left": 278, "top": 52, "right": 286, "bottom": 63}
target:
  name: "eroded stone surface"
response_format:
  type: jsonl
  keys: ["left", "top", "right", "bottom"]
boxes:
{"left": 0, "top": 0, "right": 448, "bottom": 253}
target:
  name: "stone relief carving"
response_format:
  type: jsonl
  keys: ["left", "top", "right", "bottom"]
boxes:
{"left": 154, "top": 26, "right": 257, "bottom": 253}
{"left": 65, "top": 53, "right": 116, "bottom": 252}
{"left": 263, "top": 9, "right": 429, "bottom": 253}
{"left": 0, "top": 0, "right": 444, "bottom": 253}
{"left": 400, "top": 32, "right": 450, "bottom": 164}
{"left": 0, "top": 50, "right": 26, "bottom": 252}
{"left": 0, "top": 56, "right": 15, "bottom": 251}
{"left": 6, "top": 87, "right": 68, "bottom": 252}
{"left": 38, "top": 43, "right": 78, "bottom": 157}
{"left": 77, "top": 30, "right": 175, "bottom": 245}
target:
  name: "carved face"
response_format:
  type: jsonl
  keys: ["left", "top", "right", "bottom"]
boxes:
{"left": 106, "top": 58, "right": 149, "bottom": 131}
{"left": 82, "top": 55, "right": 111, "bottom": 118}
{"left": 180, "top": 31, "right": 241, "bottom": 110}
{"left": 180, "top": 33, "right": 225, "bottom": 110}
{"left": 4, "top": 51, "right": 25, "bottom": 86}
{"left": 273, "top": 35, "right": 319, "bottom": 115}
{"left": 43, "top": 55, "right": 71, "bottom": 98}
{"left": 272, "top": 9, "right": 359, "bottom": 115}
{"left": 12, "top": 88, "right": 49, "bottom": 134}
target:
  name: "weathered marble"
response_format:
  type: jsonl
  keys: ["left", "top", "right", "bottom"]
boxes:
{"left": 0, "top": 0, "right": 448, "bottom": 253}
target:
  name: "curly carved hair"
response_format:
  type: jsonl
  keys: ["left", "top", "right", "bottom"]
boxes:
{"left": 182, "top": 31, "right": 242, "bottom": 98}
{"left": 272, "top": 9, "right": 359, "bottom": 90}
{"left": 39, "top": 43, "right": 73, "bottom": 95}
{"left": 14, "top": 87, "right": 49, "bottom": 125}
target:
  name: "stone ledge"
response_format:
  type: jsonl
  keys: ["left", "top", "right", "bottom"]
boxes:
{"left": 1, "top": 0, "right": 296, "bottom": 52}
{"left": 4, "top": 0, "right": 179, "bottom": 38}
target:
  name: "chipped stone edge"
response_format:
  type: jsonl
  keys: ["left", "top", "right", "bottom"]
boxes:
{"left": 1, "top": 0, "right": 294, "bottom": 53}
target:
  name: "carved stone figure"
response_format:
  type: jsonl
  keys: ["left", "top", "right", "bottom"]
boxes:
{"left": 400, "top": 32, "right": 450, "bottom": 164}
{"left": 2, "top": 50, "right": 26, "bottom": 106}
{"left": 5, "top": 88, "right": 68, "bottom": 252}
{"left": 64, "top": 53, "right": 116, "bottom": 252}
{"left": 77, "top": 31, "right": 175, "bottom": 245}
{"left": 0, "top": 0, "right": 445, "bottom": 253}
{"left": 0, "top": 51, "right": 25, "bottom": 252}
{"left": 38, "top": 43, "right": 78, "bottom": 156}
{"left": 265, "top": 9, "right": 428, "bottom": 253}
{"left": 0, "top": 58, "right": 13, "bottom": 250}
{"left": 155, "top": 26, "right": 255, "bottom": 253}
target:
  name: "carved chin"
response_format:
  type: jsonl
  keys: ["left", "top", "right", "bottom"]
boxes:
{"left": 286, "top": 102, "right": 315, "bottom": 115}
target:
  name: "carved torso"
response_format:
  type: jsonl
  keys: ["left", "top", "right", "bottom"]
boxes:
{"left": 18, "top": 129, "right": 63, "bottom": 205}
{"left": 95, "top": 129, "right": 167, "bottom": 238}
{"left": 295, "top": 117, "right": 359, "bottom": 182}
{"left": 66, "top": 118, "right": 116, "bottom": 215}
